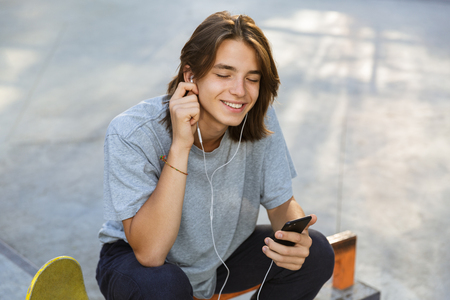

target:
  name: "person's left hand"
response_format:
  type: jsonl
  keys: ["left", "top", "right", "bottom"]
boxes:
{"left": 262, "top": 214, "right": 317, "bottom": 270}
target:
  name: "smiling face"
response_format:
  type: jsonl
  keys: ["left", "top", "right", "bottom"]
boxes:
{"left": 195, "top": 39, "right": 261, "bottom": 134}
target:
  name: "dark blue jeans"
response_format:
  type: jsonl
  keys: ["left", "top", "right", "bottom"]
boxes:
{"left": 96, "top": 225, "right": 334, "bottom": 300}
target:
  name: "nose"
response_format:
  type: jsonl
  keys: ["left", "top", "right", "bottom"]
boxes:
{"left": 229, "top": 77, "right": 246, "bottom": 98}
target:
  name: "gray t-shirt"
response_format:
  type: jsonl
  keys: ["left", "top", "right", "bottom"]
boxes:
{"left": 98, "top": 95, "right": 297, "bottom": 299}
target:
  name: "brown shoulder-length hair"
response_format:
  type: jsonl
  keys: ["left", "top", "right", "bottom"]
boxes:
{"left": 162, "top": 11, "right": 280, "bottom": 142}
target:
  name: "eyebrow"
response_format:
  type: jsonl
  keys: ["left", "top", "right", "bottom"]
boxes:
{"left": 213, "top": 63, "right": 262, "bottom": 75}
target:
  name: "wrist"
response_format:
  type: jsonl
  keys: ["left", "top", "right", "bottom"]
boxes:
{"left": 162, "top": 145, "right": 190, "bottom": 176}
{"left": 169, "top": 143, "right": 192, "bottom": 158}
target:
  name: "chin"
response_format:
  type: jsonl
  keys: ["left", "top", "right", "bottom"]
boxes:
{"left": 225, "top": 116, "right": 247, "bottom": 128}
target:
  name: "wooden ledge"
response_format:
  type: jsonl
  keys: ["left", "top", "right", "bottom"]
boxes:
{"left": 327, "top": 230, "right": 357, "bottom": 290}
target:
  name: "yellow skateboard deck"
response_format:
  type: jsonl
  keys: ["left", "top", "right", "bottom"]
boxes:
{"left": 26, "top": 256, "right": 89, "bottom": 300}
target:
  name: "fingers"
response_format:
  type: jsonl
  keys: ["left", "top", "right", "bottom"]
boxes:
{"left": 170, "top": 82, "right": 200, "bottom": 122}
{"left": 265, "top": 236, "right": 311, "bottom": 257}
{"left": 171, "top": 82, "right": 199, "bottom": 101}
{"left": 262, "top": 238, "right": 310, "bottom": 270}
{"left": 170, "top": 97, "right": 200, "bottom": 123}
{"left": 169, "top": 82, "right": 201, "bottom": 149}
{"left": 262, "top": 234, "right": 312, "bottom": 271}
{"left": 274, "top": 219, "right": 314, "bottom": 246}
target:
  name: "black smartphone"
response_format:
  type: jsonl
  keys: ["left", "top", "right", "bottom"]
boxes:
{"left": 273, "top": 215, "right": 312, "bottom": 246}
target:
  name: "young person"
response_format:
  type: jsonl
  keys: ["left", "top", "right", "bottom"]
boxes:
{"left": 96, "top": 11, "right": 334, "bottom": 300}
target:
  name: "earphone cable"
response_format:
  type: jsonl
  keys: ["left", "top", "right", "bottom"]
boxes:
{"left": 257, "top": 260, "right": 274, "bottom": 300}
{"left": 199, "top": 115, "right": 248, "bottom": 300}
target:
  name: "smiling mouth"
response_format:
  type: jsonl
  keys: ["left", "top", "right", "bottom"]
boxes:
{"left": 222, "top": 101, "right": 243, "bottom": 109}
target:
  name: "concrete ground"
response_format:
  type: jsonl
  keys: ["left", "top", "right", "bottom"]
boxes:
{"left": 1, "top": 0, "right": 449, "bottom": 299}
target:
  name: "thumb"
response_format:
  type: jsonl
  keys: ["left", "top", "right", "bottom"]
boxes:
{"left": 190, "top": 112, "right": 200, "bottom": 126}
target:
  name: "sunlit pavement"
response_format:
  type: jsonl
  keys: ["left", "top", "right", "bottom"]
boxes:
{"left": 1, "top": 1, "right": 449, "bottom": 299}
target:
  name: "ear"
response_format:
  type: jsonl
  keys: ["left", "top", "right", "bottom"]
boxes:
{"left": 183, "top": 65, "right": 194, "bottom": 83}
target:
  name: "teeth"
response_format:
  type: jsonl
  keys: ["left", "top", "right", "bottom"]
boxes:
{"left": 223, "top": 101, "right": 243, "bottom": 109}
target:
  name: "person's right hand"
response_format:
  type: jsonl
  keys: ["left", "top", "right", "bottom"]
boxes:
{"left": 169, "top": 82, "right": 200, "bottom": 150}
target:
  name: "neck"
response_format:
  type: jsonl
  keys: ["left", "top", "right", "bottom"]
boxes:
{"left": 193, "top": 121, "right": 227, "bottom": 152}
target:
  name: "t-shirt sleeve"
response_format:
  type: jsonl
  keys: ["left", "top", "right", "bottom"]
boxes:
{"left": 260, "top": 107, "right": 297, "bottom": 210}
{"left": 103, "top": 131, "right": 160, "bottom": 221}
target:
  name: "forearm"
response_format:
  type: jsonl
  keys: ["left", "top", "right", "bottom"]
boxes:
{"left": 123, "top": 146, "right": 190, "bottom": 267}
{"left": 268, "top": 197, "right": 305, "bottom": 232}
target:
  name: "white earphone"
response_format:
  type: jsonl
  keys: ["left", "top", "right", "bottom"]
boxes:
{"left": 190, "top": 75, "right": 203, "bottom": 145}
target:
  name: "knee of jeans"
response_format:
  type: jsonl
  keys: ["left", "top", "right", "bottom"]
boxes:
{"left": 143, "top": 263, "right": 193, "bottom": 297}
{"left": 107, "top": 270, "right": 143, "bottom": 300}
{"left": 158, "top": 264, "right": 192, "bottom": 287}
{"left": 103, "top": 263, "right": 192, "bottom": 300}
{"left": 309, "top": 230, "right": 335, "bottom": 281}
